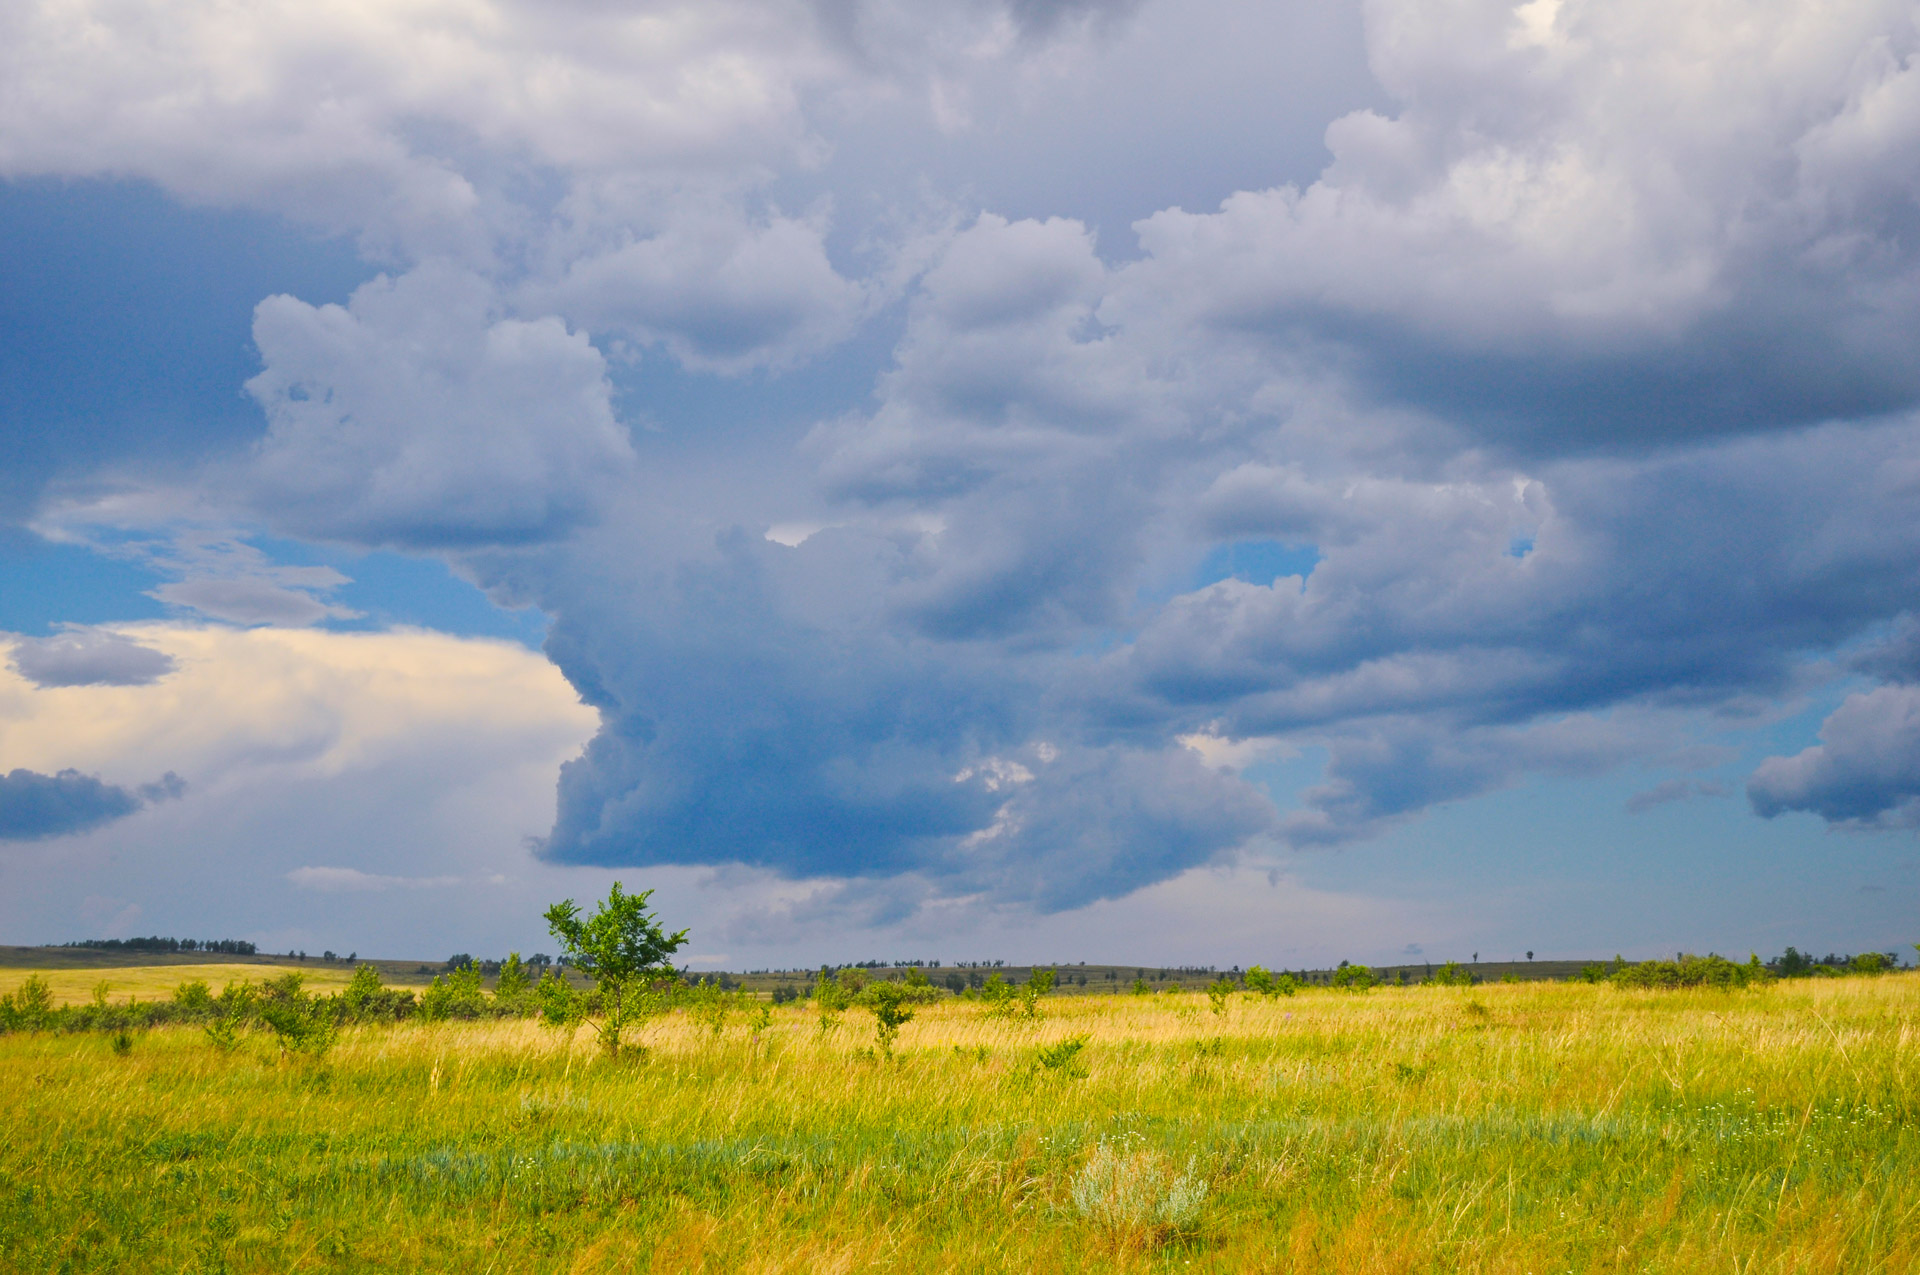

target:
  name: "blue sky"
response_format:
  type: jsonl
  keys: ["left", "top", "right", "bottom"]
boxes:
{"left": 2, "top": 0, "right": 1918, "bottom": 967}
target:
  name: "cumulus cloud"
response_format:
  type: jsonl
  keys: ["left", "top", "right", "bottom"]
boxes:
{"left": 524, "top": 201, "right": 870, "bottom": 373}
{"left": 0, "top": 766, "right": 182, "bottom": 841}
{"left": 1110, "top": 0, "right": 1920, "bottom": 442}
{"left": 1750, "top": 685, "right": 1920, "bottom": 827}
{"left": 245, "top": 263, "right": 638, "bottom": 549}
{"left": 8, "top": 627, "right": 175, "bottom": 687}
{"left": 11, "top": 0, "right": 1920, "bottom": 924}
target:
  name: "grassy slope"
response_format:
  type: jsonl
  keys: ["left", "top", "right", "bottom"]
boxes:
{"left": 2, "top": 974, "right": 1915, "bottom": 1273}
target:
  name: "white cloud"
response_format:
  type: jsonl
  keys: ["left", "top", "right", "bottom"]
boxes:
{"left": 0, "top": 623, "right": 599, "bottom": 952}
{"left": 245, "top": 263, "right": 638, "bottom": 548}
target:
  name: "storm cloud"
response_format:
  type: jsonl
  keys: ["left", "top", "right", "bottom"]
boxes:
{"left": 6, "top": 0, "right": 1920, "bottom": 924}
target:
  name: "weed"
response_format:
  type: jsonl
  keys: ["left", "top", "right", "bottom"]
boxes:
{"left": 1070, "top": 1139, "right": 1208, "bottom": 1251}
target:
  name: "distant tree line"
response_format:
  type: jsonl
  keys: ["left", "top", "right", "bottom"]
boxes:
{"left": 61, "top": 937, "right": 256, "bottom": 955}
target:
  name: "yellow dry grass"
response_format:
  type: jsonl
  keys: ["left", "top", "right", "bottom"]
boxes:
{"left": 1, "top": 971, "right": 1915, "bottom": 1272}
{"left": 0, "top": 961, "right": 356, "bottom": 1006}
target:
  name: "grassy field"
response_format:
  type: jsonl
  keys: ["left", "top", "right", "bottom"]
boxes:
{"left": 0, "top": 962, "right": 359, "bottom": 1007}
{"left": 1, "top": 973, "right": 1914, "bottom": 1273}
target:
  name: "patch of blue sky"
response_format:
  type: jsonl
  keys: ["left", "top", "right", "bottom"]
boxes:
{"left": 1294, "top": 763, "right": 1918, "bottom": 964}
{"left": 251, "top": 536, "right": 549, "bottom": 647}
{"left": 1194, "top": 539, "right": 1320, "bottom": 590}
{"left": 1234, "top": 743, "right": 1328, "bottom": 815}
{"left": 0, "top": 178, "right": 372, "bottom": 514}
{"left": 0, "top": 531, "right": 168, "bottom": 635}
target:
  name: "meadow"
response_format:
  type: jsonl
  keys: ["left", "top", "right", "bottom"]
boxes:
{"left": 1, "top": 968, "right": 1914, "bottom": 1273}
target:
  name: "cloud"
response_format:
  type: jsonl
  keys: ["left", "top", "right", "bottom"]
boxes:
{"left": 11, "top": 0, "right": 1920, "bottom": 925}
{"left": 287, "top": 866, "right": 462, "bottom": 892}
{"left": 524, "top": 202, "right": 869, "bottom": 374}
{"left": 0, "top": 766, "right": 182, "bottom": 841}
{"left": 1110, "top": 0, "right": 1920, "bottom": 444}
{"left": 0, "top": 623, "right": 599, "bottom": 952}
{"left": 1625, "top": 778, "right": 1729, "bottom": 815}
{"left": 244, "top": 263, "right": 638, "bottom": 549}
{"left": 1749, "top": 685, "right": 1920, "bottom": 828}
{"left": 8, "top": 627, "right": 175, "bottom": 687}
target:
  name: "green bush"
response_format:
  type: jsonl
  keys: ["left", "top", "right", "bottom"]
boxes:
{"left": 1611, "top": 954, "right": 1770, "bottom": 990}
{"left": 1331, "top": 963, "right": 1376, "bottom": 993}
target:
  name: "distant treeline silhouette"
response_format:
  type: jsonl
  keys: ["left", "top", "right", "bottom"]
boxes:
{"left": 61, "top": 937, "right": 257, "bottom": 955}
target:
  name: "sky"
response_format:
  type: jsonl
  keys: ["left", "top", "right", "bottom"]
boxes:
{"left": 3, "top": 0, "right": 1919, "bottom": 970}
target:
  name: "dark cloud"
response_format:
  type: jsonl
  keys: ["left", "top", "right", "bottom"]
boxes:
{"left": 15, "top": 0, "right": 1920, "bottom": 918}
{"left": 0, "top": 768, "right": 184, "bottom": 841}
{"left": 8, "top": 628, "right": 175, "bottom": 688}
{"left": 1847, "top": 616, "right": 1920, "bottom": 685}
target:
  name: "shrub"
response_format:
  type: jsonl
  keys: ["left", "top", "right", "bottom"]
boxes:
{"left": 494, "top": 953, "right": 532, "bottom": 1005}
{"left": 1431, "top": 961, "right": 1474, "bottom": 987}
{"left": 1331, "top": 963, "right": 1376, "bottom": 992}
{"left": 3, "top": 974, "right": 55, "bottom": 1030}
{"left": 171, "top": 979, "right": 214, "bottom": 1014}
{"left": 685, "top": 979, "right": 735, "bottom": 1037}
{"left": 1035, "top": 1034, "right": 1089, "bottom": 1076}
{"left": 256, "top": 974, "right": 336, "bottom": 1059}
{"left": 1206, "top": 976, "right": 1235, "bottom": 1018}
{"left": 1019, "top": 969, "right": 1056, "bottom": 1019}
{"left": 813, "top": 968, "right": 850, "bottom": 1035}
{"left": 1612, "top": 953, "right": 1770, "bottom": 989}
{"left": 1070, "top": 1140, "right": 1208, "bottom": 1251}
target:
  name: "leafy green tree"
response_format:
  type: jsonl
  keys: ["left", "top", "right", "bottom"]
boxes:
{"left": 1206, "top": 976, "right": 1235, "bottom": 1018}
{"left": 1242, "top": 966, "right": 1275, "bottom": 996}
{"left": 544, "top": 881, "right": 688, "bottom": 1056}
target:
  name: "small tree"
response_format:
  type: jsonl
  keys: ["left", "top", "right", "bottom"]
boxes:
{"left": 866, "top": 980, "right": 917, "bottom": 1057}
{"left": 814, "top": 967, "right": 850, "bottom": 1035}
{"left": 1019, "top": 968, "right": 1056, "bottom": 1019}
{"left": 544, "top": 882, "right": 688, "bottom": 1056}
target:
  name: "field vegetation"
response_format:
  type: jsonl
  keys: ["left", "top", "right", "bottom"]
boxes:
{"left": 1, "top": 948, "right": 1914, "bottom": 1272}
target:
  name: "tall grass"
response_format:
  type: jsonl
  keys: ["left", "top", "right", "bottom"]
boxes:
{"left": 1, "top": 975, "right": 1915, "bottom": 1272}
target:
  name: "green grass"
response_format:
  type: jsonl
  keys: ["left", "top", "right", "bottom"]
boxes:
{"left": 2, "top": 975, "right": 1915, "bottom": 1272}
